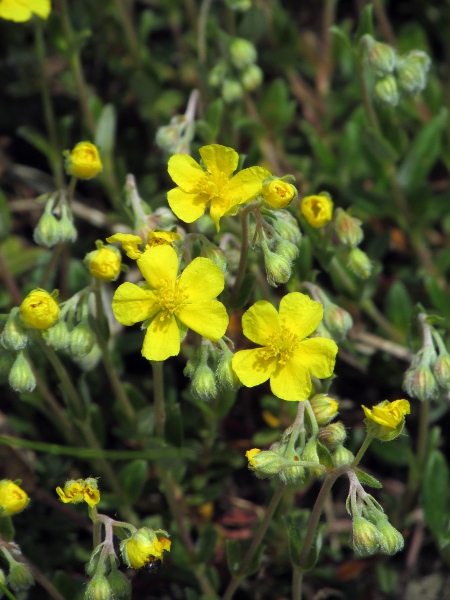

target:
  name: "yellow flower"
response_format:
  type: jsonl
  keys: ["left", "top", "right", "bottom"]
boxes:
{"left": 111, "top": 245, "right": 229, "bottom": 361}
{"left": 167, "top": 144, "right": 270, "bottom": 231}
{"left": 245, "top": 448, "right": 261, "bottom": 468}
{"left": 0, "top": 0, "right": 50, "bottom": 22}
{"left": 56, "top": 478, "right": 100, "bottom": 508}
{"left": 0, "top": 480, "right": 29, "bottom": 516}
{"left": 20, "top": 289, "right": 59, "bottom": 330}
{"left": 261, "top": 179, "right": 297, "bottom": 209}
{"left": 232, "top": 292, "right": 338, "bottom": 401}
{"left": 86, "top": 246, "right": 122, "bottom": 281}
{"left": 121, "top": 528, "right": 171, "bottom": 569}
{"left": 362, "top": 399, "right": 410, "bottom": 441}
{"left": 147, "top": 229, "right": 181, "bottom": 248}
{"left": 65, "top": 142, "right": 103, "bottom": 180}
{"left": 106, "top": 233, "right": 144, "bottom": 260}
{"left": 301, "top": 195, "right": 333, "bottom": 228}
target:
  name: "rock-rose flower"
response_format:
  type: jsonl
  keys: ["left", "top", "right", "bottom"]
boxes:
{"left": 65, "top": 141, "right": 103, "bottom": 180}
{"left": 301, "top": 194, "right": 333, "bottom": 228}
{"left": 111, "top": 245, "right": 229, "bottom": 361}
{"left": 167, "top": 143, "right": 270, "bottom": 231}
{"left": 0, "top": 480, "right": 29, "bottom": 516}
{"left": 0, "top": 0, "right": 50, "bottom": 22}
{"left": 362, "top": 399, "right": 410, "bottom": 441}
{"left": 56, "top": 478, "right": 100, "bottom": 508}
{"left": 20, "top": 289, "right": 59, "bottom": 330}
{"left": 232, "top": 292, "right": 338, "bottom": 401}
{"left": 121, "top": 528, "right": 171, "bottom": 569}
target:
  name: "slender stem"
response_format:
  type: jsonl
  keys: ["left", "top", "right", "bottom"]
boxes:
{"left": 197, "top": 0, "right": 213, "bottom": 64}
{"left": 416, "top": 400, "right": 429, "bottom": 472}
{"left": 371, "top": 0, "right": 396, "bottom": 47}
{"left": 0, "top": 582, "right": 18, "bottom": 600}
{"left": 361, "top": 298, "right": 403, "bottom": 342}
{"left": 350, "top": 434, "right": 373, "bottom": 469}
{"left": 38, "top": 244, "right": 64, "bottom": 289}
{"left": 304, "top": 400, "right": 318, "bottom": 436}
{"left": 222, "top": 482, "right": 285, "bottom": 600}
{"left": 229, "top": 211, "right": 250, "bottom": 308}
{"left": 151, "top": 361, "right": 166, "bottom": 439}
{"left": 66, "top": 176, "right": 77, "bottom": 205}
{"left": 356, "top": 53, "right": 379, "bottom": 130}
{"left": 113, "top": 0, "right": 142, "bottom": 69}
{"left": 329, "top": 256, "right": 357, "bottom": 296}
{"left": 316, "top": 0, "right": 337, "bottom": 96}
{"left": 292, "top": 567, "right": 303, "bottom": 600}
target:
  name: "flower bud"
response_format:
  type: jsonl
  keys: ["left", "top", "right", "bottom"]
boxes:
{"left": 240, "top": 64, "right": 263, "bottom": 91}
{"left": 229, "top": 38, "right": 257, "bottom": 69}
{"left": 120, "top": 528, "right": 171, "bottom": 569}
{"left": 7, "top": 562, "right": 34, "bottom": 592}
{"left": 351, "top": 516, "right": 380, "bottom": 557}
{"left": 200, "top": 242, "right": 227, "bottom": 273}
{"left": 318, "top": 421, "right": 347, "bottom": 450}
{"left": 216, "top": 351, "right": 241, "bottom": 391}
{"left": 397, "top": 50, "right": 431, "bottom": 96}
{"left": 85, "top": 575, "right": 112, "bottom": 600}
{"left": 375, "top": 75, "right": 399, "bottom": 107}
{"left": 301, "top": 438, "right": 320, "bottom": 465}
{"left": 269, "top": 210, "right": 302, "bottom": 245}
{"left": 334, "top": 208, "right": 364, "bottom": 248}
{"left": 191, "top": 363, "right": 217, "bottom": 401}
{"left": 403, "top": 346, "right": 439, "bottom": 401}
{"left": 332, "top": 445, "right": 354, "bottom": 467}
{"left": 324, "top": 303, "right": 353, "bottom": 341}
{"left": 362, "top": 399, "right": 410, "bottom": 441}
{"left": 310, "top": 394, "right": 339, "bottom": 426}
{"left": 85, "top": 245, "right": 122, "bottom": 281}
{"left": 208, "top": 61, "right": 228, "bottom": 88}
{"left": 225, "top": 0, "right": 252, "bottom": 11}
{"left": 33, "top": 199, "right": 62, "bottom": 248}
{"left": 0, "top": 480, "right": 29, "bottom": 516}
{"left": 221, "top": 79, "right": 244, "bottom": 103}
{"left": 58, "top": 203, "right": 77, "bottom": 243}
{"left": 347, "top": 247, "right": 372, "bottom": 279}
{"left": 261, "top": 178, "right": 297, "bottom": 209}
{"left": 43, "top": 319, "right": 70, "bottom": 350}
{"left": 262, "top": 243, "right": 292, "bottom": 287}
{"left": 300, "top": 194, "right": 333, "bottom": 228}
{"left": 275, "top": 238, "right": 299, "bottom": 262}
{"left": 1, "top": 309, "right": 28, "bottom": 350}
{"left": 20, "top": 289, "right": 60, "bottom": 330}
{"left": 368, "top": 42, "right": 397, "bottom": 75}
{"left": 433, "top": 352, "right": 450, "bottom": 389}
{"left": 75, "top": 343, "right": 102, "bottom": 372}
{"left": 107, "top": 568, "right": 131, "bottom": 600}
{"left": 64, "top": 141, "right": 103, "bottom": 180}
{"left": 245, "top": 448, "right": 285, "bottom": 479}
{"left": 374, "top": 519, "right": 404, "bottom": 555}
{"left": 279, "top": 456, "right": 306, "bottom": 485}
{"left": 9, "top": 352, "right": 36, "bottom": 393}
{"left": 69, "top": 321, "right": 95, "bottom": 358}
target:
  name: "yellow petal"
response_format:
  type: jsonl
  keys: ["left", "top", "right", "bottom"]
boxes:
{"left": 242, "top": 301, "right": 280, "bottom": 346}
{"left": 279, "top": 292, "right": 323, "bottom": 339}
{"left": 270, "top": 357, "right": 312, "bottom": 401}
{"left": 112, "top": 283, "right": 159, "bottom": 326}
{"left": 389, "top": 399, "right": 410, "bottom": 416}
{"left": 209, "top": 199, "right": 229, "bottom": 232}
{"left": 227, "top": 166, "right": 271, "bottom": 207}
{"left": 137, "top": 245, "right": 179, "bottom": 288}
{"left": 167, "top": 187, "right": 209, "bottom": 223}
{"left": 0, "top": 0, "right": 31, "bottom": 21}
{"left": 178, "top": 257, "right": 225, "bottom": 302}
{"left": 141, "top": 315, "right": 180, "bottom": 361}
{"left": 294, "top": 337, "right": 338, "bottom": 379}
{"left": 28, "top": 0, "right": 51, "bottom": 18}
{"left": 167, "top": 154, "right": 204, "bottom": 191}
{"left": 199, "top": 144, "right": 238, "bottom": 179}
{"left": 232, "top": 348, "right": 277, "bottom": 387}
{"left": 176, "top": 300, "right": 229, "bottom": 341}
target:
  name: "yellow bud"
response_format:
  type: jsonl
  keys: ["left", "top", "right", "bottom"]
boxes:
{"left": 120, "top": 528, "right": 171, "bottom": 569}
{"left": 245, "top": 448, "right": 285, "bottom": 479}
{"left": 85, "top": 246, "right": 122, "bottom": 281}
{"left": 310, "top": 394, "right": 339, "bottom": 426}
{"left": 20, "top": 289, "right": 60, "bottom": 330}
{"left": 65, "top": 141, "right": 103, "bottom": 180}
{"left": 0, "top": 480, "right": 29, "bottom": 516}
{"left": 262, "top": 179, "right": 297, "bottom": 209}
{"left": 300, "top": 194, "right": 333, "bottom": 228}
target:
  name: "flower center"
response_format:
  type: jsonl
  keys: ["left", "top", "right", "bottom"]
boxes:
{"left": 197, "top": 172, "right": 229, "bottom": 200}
{"left": 155, "top": 279, "right": 188, "bottom": 321}
{"left": 261, "top": 325, "right": 299, "bottom": 365}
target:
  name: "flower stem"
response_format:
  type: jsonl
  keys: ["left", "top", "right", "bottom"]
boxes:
{"left": 113, "top": 0, "right": 142, "bottom": 69}
{"left": 229, "top": 211, "right": 250, "bottom": 308}
{"left": 222, "top": 482, "right": 285, "bottom": 600}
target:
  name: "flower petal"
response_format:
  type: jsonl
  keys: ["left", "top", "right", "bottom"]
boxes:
{"left": 137, "top": 245, "right": 179, "bottom": 288}
{"left": 242, "top": 301, "right": 280, "bottom": 346}
{"left": 177, "top": 300, "right": 229, "bottom": 341}
{"left": 167, "top": 187, "right": 209, "bottom": 223}
{"left": 142, "top": 315, "right": 180, "bottom": 361}
{"left": 209, "top": 199, "right": 230, "bottom": 232}
{"left": 232, "top": 348, "right": 277, "bottom": 387}
{"left": 29, "top": 0, "right": 51, "bottom": 18}
{"left": 199, "top": 144, "right": 238, "bottom": 179}
{"left": 270, "top": 356, "right": 312, "bottom": 401}
{"left": 294, "top": 337, "right": 338, "bottom": 379}
{"left": 112, "top": 283, "right": 159, "bottom": 326}
{"left": 0, "top": 0, "right": 31, "bottom": 21}
{"left": 279, "top": 292, "right": 324, "bottom": 339}
{"left": 178, "top": 257, "right": 225, "bottom": 302}
{"left": 227, "top": 166, "right": 271, "bottom": 207}
{"left": 167, "top": 154, "right": 204, "bottom": 192}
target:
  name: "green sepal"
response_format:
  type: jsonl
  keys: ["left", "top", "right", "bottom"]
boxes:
{"left": 355, "top": 468, "right": 382, "bottom": 489}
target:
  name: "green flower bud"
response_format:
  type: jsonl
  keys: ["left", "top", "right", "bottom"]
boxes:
{"left": 229, "top": 38, "right": 257, "bottom": 69}
{"left": 191, "top": 363, "right": 217, "bottom": 401}
{"left": 6, "top": 561, "right": 34, "bottom": 592}
{"left": 279, "top": 456, "right": 306, "bottom": 485}
{"left": 1, "top": 309, "right": 28, "bottom": 351}
{"left": 351, "top": 516, "right": 380, "bottom": 557}
{"left": 43, "top": 320, "right": 70, "bottom": 350}
{"left": 310, "top": 394, "right": 339, "bottom": 426}
{"left": 332, "top": 445, "right": 354, "bottom": 467}
{"left": 318, "top": 421, "right": 347, "bottom": 450}
{"left": 375, "top": 519, "right": 404, "bottom": 555}
{"left": 324, "top": 303, "right": 353, "bottom": 342}
{"left": 434, "top": 352, "right": 450, "bottom": 389}
{"left": 262, "top": 242, "right": 292, "bottom": 287}
{"left": 246, "top": 448, "right": 285, "bottom": 479}
{"left": 397, "top": 50, "right": 431, "bottom": 96}
{"left": 225, "top": 0, "right": 252, "bottom": 11}
{"left": 183, "top": 354, "right": 199, "bottom": 379}
{"left": 274, "top": 238, "right": 299, "bottom": 263}
{"left": 107, "top": 567, "right": 131, "bottom": 600}
{"left": 221, "top": 79, "right": 244, "bottom": 103}
{"left": 208, "top": 61, "right": 228, "bottom": 88}
{"left": 216, "top": 351, "right": 241, "bottom": 391}
{"left": 334, "top": 208, "right": 364, "bottom": 248}
{"left": 240, "top": 64, "right": 263, "bottom": 91}
{"left": 347, "top": 247, "right": 372, "bottom": 279}
{"left": 9, "top": 352, "right": 36, "bottom": 393}
{"left": 75, "top": 343, "right": 102, "bottom": 372}
{"left": 58, "top": 203, "right": 77, "bottom": 243}
{"left": 368, "top": 42, "right": 397, "bottom": 75}
{"left": 375, "top": 75, "right": 399, "bottom": 107}
{"left": 269, "top": 211, "right": 302, "bottom": 246}
{"left": 200, "top": 242, "right": 227, "bottom": 273}
{"left": 301, "top": 438, "right": 320, "bottom": 465}
{"left": 69, "top": 321, "right": 95, "bottom": 358}
{"left": 33, "top": 199, "right": 62, "bottom": 248}
{"left": 85, "top": 574, "right": 113, "bottom": 600}
{"left": 403, "top": 346, "right": 439, "bottom": 401}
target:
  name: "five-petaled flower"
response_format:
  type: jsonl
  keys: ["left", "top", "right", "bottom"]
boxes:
{"left": 111, "top": 245, "right": 229, "bottom": 361}
{"left": 121, "top": 528, "right": 171, "bottom": 569}
{"left": 107, "top": 229, "right": 180, "bottom": 260}
{"left": 167, "top": 144, "right": 270, "bottom": 231}
{"left": 56, "top": 478, "right": 100, "bottom": 508}
{"left": 232, "top": 292, "right": 338, "bottom": 401}
{"left": 362, "top": 399, "right": 410, "bottom": 441}
{"left": 0, "top": 0, "right": 50, "bottom": 22}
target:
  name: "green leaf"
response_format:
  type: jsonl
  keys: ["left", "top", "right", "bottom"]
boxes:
{"left": 118, "top": 459, "right": 148, "bottom": 504}
{"left": 355, "top": 4, "right": 374, "bottom": 41}
{"left": 424, "top": 275, "right": 450, "bottom": 318}
{"left": 259, "top": 79, "right": 295, "bottom": 135}
{"left": 196, "top": 524, "right": 218, "bottom": 563}
{"left": 422, "top": 449, "right": 450, "bottom": 537}
{"left": 301, "top": 121, "right": 337, "bottom": 172}
{"left": 385, "top": 281, "right": 413, "bottom": 336}
{"left": 225, "top": 539, "right": 241, "bottom": 576}
{"left": 330, "top": 25, "right": 353, "bottom": 51}
{"left": 0, "top": 189, "right": 12, "bottom": 242}
{"left": 17, "top": 126, "right": 55, "bottom": 161}
{"left": 316, "top": 441, "right": 334, "bottom": 470}
{"left": 284, "top": 510, "right": 322, "bottom": 570}
{"left": 363, "top": 126, "right": 399, "bottom": 162}
{"left": 397, "top": 109, "right": 448, "bottom": 190}
{"left": 355, "top": 468, "right": 382, "bottom": 489}
{"left": 95, "top": 104, "right": 116, "bottom": 156}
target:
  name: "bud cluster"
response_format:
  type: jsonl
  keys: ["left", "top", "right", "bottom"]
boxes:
{"left": 305, "top": 284, "right": 353, "bottom": 342}
{"left": 34, "top": 195, "right": 77, "bottom": 248}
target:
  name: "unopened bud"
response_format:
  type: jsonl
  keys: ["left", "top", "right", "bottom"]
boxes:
{"left": 347, "top": 247, "right": 372, "bottom": 279}
{"left": 64, "top": 141, "right": 103, "bottom": 180}
{"left": 69, "top": 321, "right": 95, "bottom": 358}
{"left": 403, "top": 363, "right": 439, "bottom": 401}
{"left": 225, "top": 0, "right": 252, "bottom": 11}
{"left": 261, "top": 178, "right": 297, "bottom": 209}
{"left": 85, "top": 574, "right": 112, "bottom": 600}
{"left": 368, "top": 42, "right": 397, "bottom": 75}
{"left": 191, "top": 363, "right": 217, "bottom": 401}
{"left": 324, "top": 304, "right": 353, "bottom": 341}
{"left": 375, "top": 75, "right": 399, "bottom": 107}
{"left": 1, "top": 309, "right": 28, "bottom": 350}
{"left": 9, "top": 352, "right": 36, "bottom": 393}
{"left": 319, "top": 421, "right": 347, "bottom": 450}
{"left": 208, "top": 61, "right": 228, "bottom": 88}
{"left": 200, "top": 242, "right": 227, "bottom": 273}
{"left": 58, "top": 203, "right": 77, "bottom": 243}
{"left": 351, "top": 516, "right": 380, "bottom": 557}
{"left": 310, "top": 394, "right": 339, "bottom": 426}
{"left": 85, "top": 245, "right": 122, "bottom": 281}
{"left": 246, "top": 448, "right": 285, "bottom": 479}
{"left": 6, "top": 561, "right": 34, "bottom": 592}
{"left": 33, "top": 199, "right": 61, "bottom": 248}
{"left": 301, "top": 438, "right": 320, "bottom": 464}
{"left": 397, "top": 50, "right": 431, "bottom": 96}
{"left": 434, "top": 352, "right": 450, "bottom": 389}
{"left": 222, "top": 79, "right": 244, "bottom": 103}
{"left": 269, "top": 211, "right": 302, "bottom": 245}
{"left": 375, "top": 519, "right": 404, "bottom": 555}
{"left": 43, "top": 319, "right": 70, "bottom": 350}
{"left": 279, "top": 456, "right": 306, "bottom": 485}
{"left": 241, "top": 64, "right": 263, "bottom": 91}
{"left": 216, "top": 351, "right": 241, "bottom": 391}
{"left": 262, "top": 242, "right": 291, "bottom": 287}
{"left": 332, "top": 445, "right": 354, "bottom": 467}
{"left": 107, "top": 568, "right": 131, "bottom": 600}
{"left": 275, "top": 238, "right": 299, "bottom": 263}
{"left": 334, "top": 208, "right": 364, "bottom": 248}
{"left": 229, "top": 38, "right": 257, "bottom": 69}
